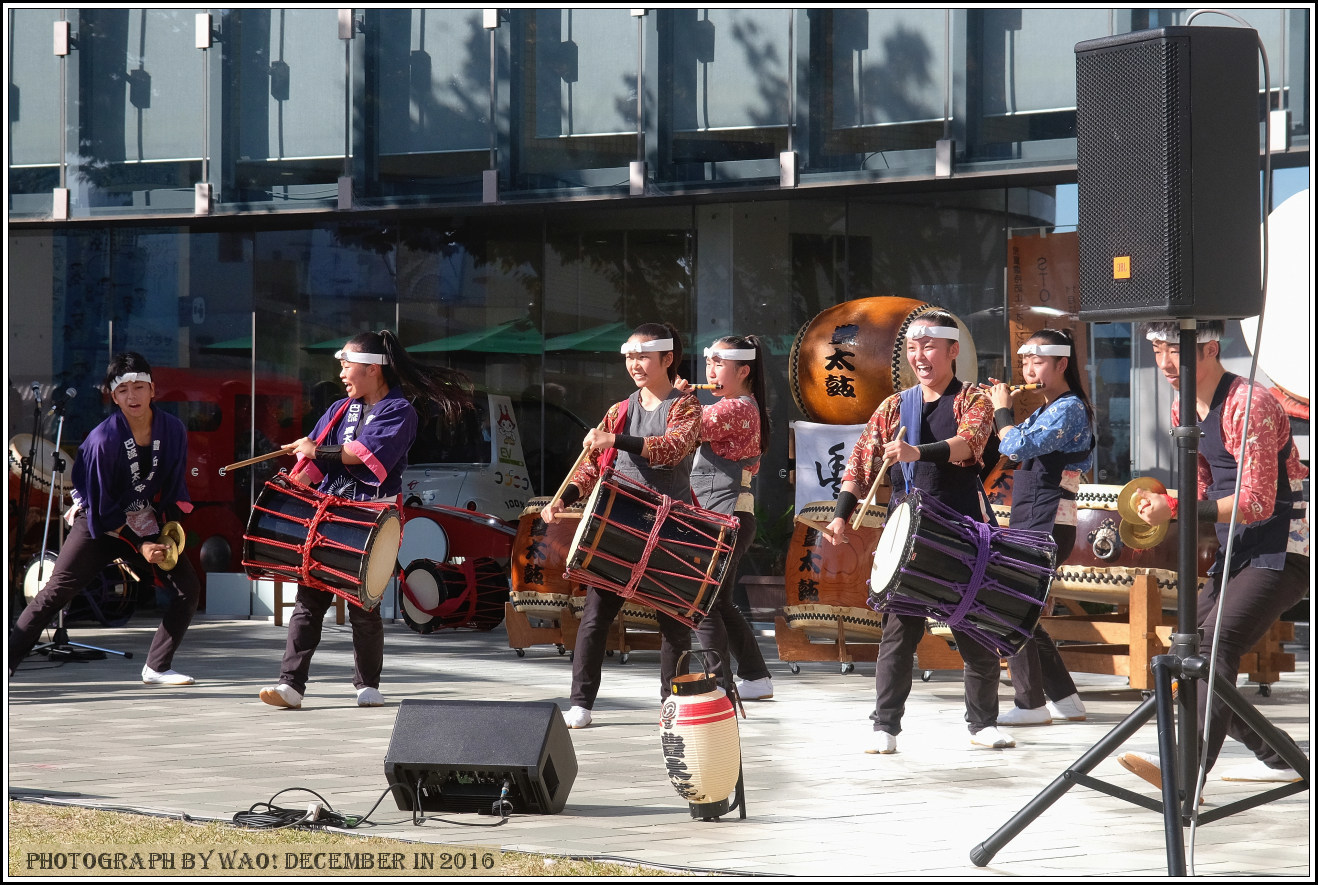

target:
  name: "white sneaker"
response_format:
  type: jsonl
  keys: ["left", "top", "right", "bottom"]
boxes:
{"left": 141, "top": 666, "right": 194, "bottom": 686}
{"left": 736, "top": 677, "right": 774, "bottom": 700}
{"left": 356, "top": 686, "right": 385, "bottom": 707}
{"left": 970, "top": 726, "right": 1016, "bottom": 749}
{"left": 997, "top": 706, "right": 1052, "bottom": 726}
{"left": 563, "top": 705, "right": 592, "bottom": 729}
{"left": 1045, "top": 693, "right": 1087, "bottom": 721}
{"left": 259, "top": 683, "right": 303, "bottom": 709}
{"left": 1220, "top": 759, "right": 1302, "bottom": 783}
{"left": 865, "top": 731, "right": 897, "bottom": 754}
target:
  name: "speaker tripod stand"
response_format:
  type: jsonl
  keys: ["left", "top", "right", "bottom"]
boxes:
{"left": 970, "top": 322, "right": 1309, "bottom": 875}
{"left": 26, "top": 401, "right": 132, "bottom": 665}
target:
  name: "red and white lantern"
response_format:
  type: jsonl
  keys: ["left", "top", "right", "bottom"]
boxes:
{"left": 659, "top": 653, "right": 746, "bottom": 820}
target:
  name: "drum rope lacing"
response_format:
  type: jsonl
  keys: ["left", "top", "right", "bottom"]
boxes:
{"left": 627, "top": 494, "right": 675, "bottom": 598}
{"left": 946, "top": 520, "right": 994, "bottom": 629}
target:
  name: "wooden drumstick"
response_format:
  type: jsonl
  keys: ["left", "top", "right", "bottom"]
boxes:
{"left": 218, "top": 444, "right": 297, "bottom": 477}
{"left": 796, "top": 516, "right": 838, "bottom": 542}
{"left": 852, "top": 425, "right": 905, "bottom": 531}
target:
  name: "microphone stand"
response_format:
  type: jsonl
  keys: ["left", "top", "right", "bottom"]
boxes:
{"left": 970, "top": 320, "right": 1308, "bottom": 874}
{"left": 29, "top": 396, "right": 132, "bottom": 663}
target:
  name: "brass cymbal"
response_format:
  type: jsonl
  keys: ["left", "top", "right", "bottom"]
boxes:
{"left": 1120, "top": 518, "right": 1168, "bottom": 550}
{"left": 159, "top": 521, "right": 185, "bottom": 571}
{"left": 1117, "top": 476, "right": 1168, "bottom": 525}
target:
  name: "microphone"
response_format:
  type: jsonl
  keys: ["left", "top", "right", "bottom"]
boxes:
{"left": 31, "top": 382, "right": 42, "bottom": 405}
{"left": 49, "top": 387, "right": 77, "bottom": 414}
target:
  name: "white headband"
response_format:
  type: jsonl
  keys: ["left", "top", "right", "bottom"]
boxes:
{"left": 620, "top": 338, "right": 674, "bottom": 354}
{"left": 704, "top": 346, "right": 756, "bottom": 361}
{"left": 1144, "top": 326, "right": 1222, "bottom": 344}
{"left": 112, "top": 373, "right": 152, "bottom": 390}
{"left": 335, "top": 348, "right": 389, "bottom": 365}
{"left": 907, "top": 324, "right": 960, "bottom": 342}
{"left": 1018, "top": 343, "right": 1071, "bottom": 357}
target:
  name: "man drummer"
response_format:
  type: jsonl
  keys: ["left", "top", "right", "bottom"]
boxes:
{"left": 1117, "top": 320, "right": 1308, "bottom": 787}
{"left": 259, "top": 331, "right": 469, "bottom": 710}
{"left": 9, "top": 352, "right": 200, "bottom": 683}
{"left": 826, "top": 311, "right": 1012, "bottom": 753}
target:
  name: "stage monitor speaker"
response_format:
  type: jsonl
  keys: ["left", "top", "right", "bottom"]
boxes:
{"left": 1074, "top": 26, "right": 1261, "bottom": 322}
{"left": 384, "top": 700, "right": 577, "bottom": 815}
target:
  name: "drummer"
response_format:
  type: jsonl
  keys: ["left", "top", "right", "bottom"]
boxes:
{"left": 8, "top": 352, "right": 200, "bottom": 684}
{"left": 259, "top": 331, "right": 470, "bottom": 710}
{"left": 543, "top": 322, "right": 701, "bottom": 729}
{"left": 988, "top": 329, "right": 1092, "bottom": 726}
{"left": 1118, "top": 320, "right": 1308, "bottom": 787}
{"left": 825, "top": 311, "right": 1011, "bottom": 753}
{"left": 677, "top": 335, "right": 775, "bottom": 701}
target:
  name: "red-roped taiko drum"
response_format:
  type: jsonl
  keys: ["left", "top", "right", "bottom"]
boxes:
{"left": 566, "top": 469, "right": 739, "bottom": 629}
{"left": 400, "top": 557, "right": 509, "bottom": 633}
{"left": 243, "top": 474, "right": 400, "bottom": 611}
{"left": 782, "top": 499, "right": 888, "bottom": 641}
{"left": 789, "top": 297, "right": 979, "bottom": 426}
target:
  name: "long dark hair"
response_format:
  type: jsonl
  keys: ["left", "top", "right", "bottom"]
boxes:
{"left": 1027, "top": 328, "right": 1094, "bottom": 425}
{"left": 344, "top": 330, "right": 473, "bottom": 422}
{"left": 712, "top": 334, "right": 772, "bottom": 456}
{"left": 629, "top": 322, "right": 684, "bottom": 382}
{"left": 102, "top": 352, "right": 153, "bottom": 394}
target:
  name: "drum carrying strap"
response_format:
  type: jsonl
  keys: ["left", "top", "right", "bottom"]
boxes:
{"left": 598, "top": 400, "right": 630, "bottom": 474}
{"left": 897, "top": 384, "right": 998, "bottom": 527}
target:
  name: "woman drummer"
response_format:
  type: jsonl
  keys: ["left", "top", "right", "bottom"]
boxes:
{"left": 825, "top": 311, "right": 1009, "bottom": 753}
{"left": 8, "top": 352, "right": 200, "bottom": 684}
{"left": 988, "top": 329, "right": 1092, "bottom": 726}
{"left": 259, "top": 330, "right": 469, "bottom": 710}
{"left": 678, "top": 335, "right": 775, "bottom": 700}
{"left": 542, "top": 322, "right": 701, "bottom": 729}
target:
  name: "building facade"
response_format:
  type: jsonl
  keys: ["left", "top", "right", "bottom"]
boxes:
{"left": 7, "top": 8, "right": 1311, "bottom": 587}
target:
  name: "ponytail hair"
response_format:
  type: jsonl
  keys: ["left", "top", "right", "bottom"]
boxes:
{"left": 345, "top": 330, "right": 473, "bottom": 422}
{"left": 629, "top": 322, "right": 684, "bottom": 382}
{"left": 1026, "top": 328, "right": 1094, "bottom": 425}
{"left": 712, "top": 334, "right": 772, "bottom": 456}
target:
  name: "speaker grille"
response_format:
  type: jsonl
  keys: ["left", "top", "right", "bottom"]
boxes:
{"left": 1076, "top": 36, "right": 1187, "bottom": 313}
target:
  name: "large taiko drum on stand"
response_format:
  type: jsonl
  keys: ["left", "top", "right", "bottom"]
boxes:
{"left": 509, "top": 497, "right": 583, "bottom": 620}
{"left": 782, "top": 500, "right": 888, "bottom": 641}
{"left": 1050, "top": 483, "right": 1218, "bottom": 607}
{"left": 867, "top": 490, "right": 1056, "bottom": 657}
{"left": 565, "top": 469, "right": 739, "bottom": 629}
{"left": 789, "top": 297, "right": 979, "bottom": 425}
{"left": 242, "top": 474, "right": 401, "bottom": 611}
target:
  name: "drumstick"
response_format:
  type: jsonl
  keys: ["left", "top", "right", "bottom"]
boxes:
{"left": 852, "top": 425, "right": 905, "bottom": 531}
{"left": 796, "top": 516, "right": 838, "bottom": 542}
{"left": 218, "top": 444, "right": 297, "bottom": 477}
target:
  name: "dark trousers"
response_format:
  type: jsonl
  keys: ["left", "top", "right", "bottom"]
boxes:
{"left": 695, "top": 512, "right": 771, "bottom": 688}
{"left": 277, "top": 584, "right": 383, "bottom": 695}
{"left": 570, "top": 587, "right": 690, "bottom": 708}
{"left": 1009, "top": 525, "right": 1078, "bottom": 708}
{"left": 9, "top": 512, "right": 199, "bottom": 673}
{"left": 873, "top": 612, "right": 1002, "bottom": 734}
{"left": 1198, "top": 553, "right": 1308, "bottom": 772}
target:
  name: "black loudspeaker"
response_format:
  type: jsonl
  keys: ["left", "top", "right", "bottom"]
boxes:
{"left": 384, "top": 700, "right": 577, "bottom": 814}
{"left": 1074, "top": 26, "right": 1261, "bottom": 321}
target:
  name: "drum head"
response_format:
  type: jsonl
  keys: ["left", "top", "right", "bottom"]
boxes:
{"left": 401, "top": 560, "right": 448, "bottom": 630}
{"left": 566, "top": 479, "right": 610, "bottom": 569}
{"left": 23, "top": 552, "right": 60, "bottom": 602}
{"left": 397, "top": 516, "right": 448, "bottom": 568}
{"left": 364, "top": 515, "right": 402, "bottom": 605}
{"left": 869, "top": 499, "right": 915, "bottom": 599}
